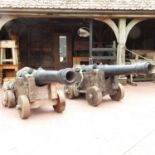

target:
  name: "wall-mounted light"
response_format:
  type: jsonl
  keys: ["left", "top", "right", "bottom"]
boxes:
{"left": 77, "top": 27, "right": 89, "bottom": 38}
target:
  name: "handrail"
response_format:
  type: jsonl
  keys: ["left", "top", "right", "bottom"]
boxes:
{"left": 125, "top": 47, "right": 151, "bottom": 61}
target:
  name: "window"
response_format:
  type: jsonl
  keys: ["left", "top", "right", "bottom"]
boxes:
{"left": 59, "top": 36, "right": 67, "bottom": 63}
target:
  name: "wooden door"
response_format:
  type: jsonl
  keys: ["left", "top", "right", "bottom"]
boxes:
{"left": 53, "top": 33, "right": 72, "bottom": 69}
{"left": 27, "top": 27, "right": 54, "bottom": 69}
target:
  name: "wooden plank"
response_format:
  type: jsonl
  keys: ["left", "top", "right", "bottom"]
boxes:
{"left": 2, "top": 65, "right": 18, "bottom": 71}
{"left": 50, "top": 83, "right": 58, "bottom": 100}
{"left": 92, "top": 56, "right": 115, "bottom": 60}
{"left": 0, "top": 40, "right": 16, "bottom": 48}
{"left": 92, "top": 48, "right": 116, "bottom": 52}
{"left": 2, "top": 59, "right": 13, "bottom": 62}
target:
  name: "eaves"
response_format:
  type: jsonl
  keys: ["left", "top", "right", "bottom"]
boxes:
{"left": 0, "top": 8, "right": 155, "bottom": 18}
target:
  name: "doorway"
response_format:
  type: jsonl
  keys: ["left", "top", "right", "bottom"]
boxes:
{"left": 53, "top": 33, "right": 72, "bottom": 69}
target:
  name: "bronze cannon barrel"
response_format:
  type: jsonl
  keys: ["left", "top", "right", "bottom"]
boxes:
{"left": 78, "top": 62, "right": 153, "bottom": 76}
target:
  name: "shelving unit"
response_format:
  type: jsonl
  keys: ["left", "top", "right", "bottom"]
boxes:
{"left": 89, "top": 21, "right": 117, "bottom": 64}
{"left": 73, "top": 21, "right": 117, "bottom": 65}
{"left": 0, "top": 40, "right": 19, "bottom": 84}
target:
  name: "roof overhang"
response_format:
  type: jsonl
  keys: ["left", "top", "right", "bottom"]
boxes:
{"left": 0, "top": 8, "right": 155, "bottom": 19}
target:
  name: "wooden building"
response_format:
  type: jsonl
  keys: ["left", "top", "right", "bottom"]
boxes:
{"left": 0, "top": 0, "right": 155, "bottom": 75}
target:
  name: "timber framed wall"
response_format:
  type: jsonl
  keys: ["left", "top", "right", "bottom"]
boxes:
{"left": 0, "top": 13, "right": 155, "bottom": 68}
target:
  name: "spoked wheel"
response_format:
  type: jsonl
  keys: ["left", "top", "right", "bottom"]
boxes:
{"left": 2, "top": 91, "right": 8, "bottom": 107}
{"left": 110, "top": 83, "right": 125, "bottom": 101}
{"left": 86, "top": 86, "right": 102, "bottom": 106}
{"left": 64, "top": 85, "right": 79, "bottom": 99}
{"left": 7, "top": 90, "right": 16, "bottom": 108}
{"left": 53, "top": 91, "right": 66, "bottom": 113}
{"left": 17, "top": 95, "right": 31, "bottom": 119}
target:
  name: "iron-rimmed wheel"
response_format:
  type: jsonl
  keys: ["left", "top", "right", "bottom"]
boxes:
{"left": 7, "top": 90, "right": 16, "bottom": 108}
{"left": 17, "top": 95, "right": 31, "bottom": 119}
{"left": 53, "top": 91, "right": 66, "bottom": 113}
{"left": 110, "top": 83, "right": 125, "bottom": 101}
{"left": 86, "top": 86, "right": 102, "bottom": 106}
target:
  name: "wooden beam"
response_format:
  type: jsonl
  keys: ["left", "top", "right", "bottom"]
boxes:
{"left": 117, "top": 18, "right": 126, "bottom": 64}
{"left": 126, "top": 18, "right": 146, "bottom": 39}
{"left": 95, "top": 18, "right": 119, "bottom": 42}
{"left": 92, "top": 48, "right": 116, "bottom": 52}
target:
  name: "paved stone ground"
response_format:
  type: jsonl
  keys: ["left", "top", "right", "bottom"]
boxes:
{"left": 0, "top": 82, "right": 155, "bottom": 155}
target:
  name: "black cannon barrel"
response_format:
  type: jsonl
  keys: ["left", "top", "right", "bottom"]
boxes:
{"left": 97, "top": 62, "right": 153, "bottom": 76}
{"left": 16, "top": 67, "right": 77, "bottom": 86}
{"left": 79, "top": 62, "right": 153, "bottom": 76}
{"left": 34, "top": 68, "right": 77, "bottom": 85}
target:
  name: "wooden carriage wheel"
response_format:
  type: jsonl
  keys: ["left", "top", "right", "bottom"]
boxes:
{"left": 2, "top": 90, "right": 8, "bottom": 107}
{"left": 53, "top": 91, "right": 66, "bottom": 113}
{"left": 7, "top": 90, "right": 16, "bottom": 108}
{"left": 2, "top": 90, "right": 16, "bottom": 108}
{"left": 86, "top": 86, "right": 102, "bottom": 106}
{"left": 110, "top": 83, "right": 125, "bottom": 101}
{"left": 17, "top": 95, "right": 31, "bottom": 119}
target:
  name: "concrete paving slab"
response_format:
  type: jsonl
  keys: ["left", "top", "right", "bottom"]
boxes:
{"left": 0, "top": 82, "right": 155, "bottom": 155}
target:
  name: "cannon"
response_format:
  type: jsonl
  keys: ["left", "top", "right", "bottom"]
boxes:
{"left": 16, "top": 67, "right": 76, "bottom": 86}
{"left": 2, "top": 67, "right": 77, "bottom": 119}
{"left": 64, "top": 62, "right": 153, "bottom": 106}
{"left": 79, "top": 62, "right": 152, "bottom": 76}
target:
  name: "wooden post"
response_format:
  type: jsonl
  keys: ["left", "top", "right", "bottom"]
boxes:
{"left": 12, "top": 48, "right": 18, "bottom": 65}
{"left": 117, "top": 18, "right": 126, "bottom": 65}
{"left": 0, "top": 65, "right": 2, "bottom": 84}
{"left": 116, "top": 18, "right": 127, "bottom": 84}
{"left": 89, "top": 20, "right": 93, "bottom": 64}
{"left": 0, "top": 48, "right": 2, "bottom": 65}
{"left": 0, "top": 16, "right": 16, "bottom": 30}
{"left": 50, "top": 83, "right": 58, "bottom": 100}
